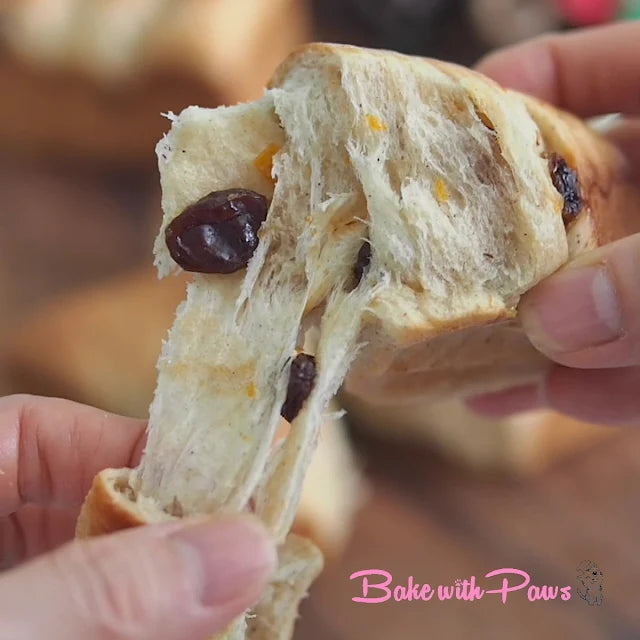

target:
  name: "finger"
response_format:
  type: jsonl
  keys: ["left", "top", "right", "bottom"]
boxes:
{"left": 519, "top": 233, "right": 640, "bottom": 369}
{"left": 1, "top": 505, "right": 78, "bottom": 569}
{"left": 0, "top": 514, "right": 276, "bottom": 640}
{"left": 543, "top": 365, "right": 640, "bottom": 425}
{"left": 475, "top": 22, "right": 640, "bottom": 117}
{"left": 604, "top": 117, "right": 640, "bottom": 179}
{"left": 0, "top": 395, "right": 147, "bottom": 516}
{"left": 467, "top": 365, "right": 640, "bottom": 426}
{"left": 465, "top": 383, "right": 543, "bottom": 419}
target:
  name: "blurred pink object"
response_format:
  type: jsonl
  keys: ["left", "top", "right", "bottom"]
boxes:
{"left": 554, "top": 0, "right": 620, "bottom": 24}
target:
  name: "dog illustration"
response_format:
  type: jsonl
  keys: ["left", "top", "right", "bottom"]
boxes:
{"left": 576, "top": 560, "right": 604, "bottom": 606}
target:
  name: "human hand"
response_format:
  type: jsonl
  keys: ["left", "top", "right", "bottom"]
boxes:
{"left": 0, "top": 395, "right": 276, "bottom": 640}
{"left": 468, "top": 22, "right": 640, "bottom": 425}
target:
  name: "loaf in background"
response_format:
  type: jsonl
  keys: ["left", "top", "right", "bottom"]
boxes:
{"left": 0, "top": 0, "right": 309, "bottom": 164}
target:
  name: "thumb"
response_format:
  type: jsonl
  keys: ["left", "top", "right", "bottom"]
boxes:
{"left": 0, "top": 514, "right": 276, "bottom": 640}
{"left": 519, "top": 233, "right": 640, "bottom": 369}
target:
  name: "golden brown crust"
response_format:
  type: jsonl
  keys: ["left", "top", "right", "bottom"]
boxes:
{"left": 522, "top": 95, "right": 640, "bottom": 249}
{"left": 76, "top": 468, "right": 160, "bottom": 538}
{"left": 288, "top": 517, "right": 317, "bottom": 549}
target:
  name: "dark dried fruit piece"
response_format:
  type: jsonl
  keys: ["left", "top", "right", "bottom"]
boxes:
{"left": 281, "top": 353, "right": 317, "bottom": 423}
{"left": 165, "top": 188, "right": 269, "bottom": 273}
{"left": 549, "top": 154, "right": 582, "bottom": 225}
{"left": 353, "top": 241, "right": 372, "bottom": 285}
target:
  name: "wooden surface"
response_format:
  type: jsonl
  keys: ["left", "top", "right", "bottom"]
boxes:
{"left": 3, "top": 146, "right": 639, "bottom": 640}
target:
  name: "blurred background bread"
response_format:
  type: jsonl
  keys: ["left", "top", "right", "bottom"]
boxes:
{"left": 3, "top": 1, "right": 640, "bottom": 637}
{"left": 0, "top": 0, "right": 309, "bottom": 164}
{"left": 342, "top": 393, "right": 615, "bottom": 475}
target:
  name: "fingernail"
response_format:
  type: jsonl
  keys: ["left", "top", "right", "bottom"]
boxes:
{"left": 171, "top": 516, "right": 277, "bottom": 607}
{"left": 521, "top": 266, "right": 623, "bottom": 354}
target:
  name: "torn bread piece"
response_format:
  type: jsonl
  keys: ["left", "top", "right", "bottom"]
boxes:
{"left": 6, "top": 263, "right": 362, "bottom": 556}
{"left": 345, "top": 69, "right": 640, "bottom": 402}
{"left": 77, "top": 44, "right": 640, "bottom": 639}
{"left": 75, "top": 470, "right": 322, "bottom": 640}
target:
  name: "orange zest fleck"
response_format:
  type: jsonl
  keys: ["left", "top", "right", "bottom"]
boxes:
{"left": 435, "top": 178, "right": 449, "bottom": 203}
{"left": 555, "top": 194, "right": 564, "bottom": 214}
{"left": 254, "top": 143, "right": 280, "bottom": 183}
{"left": 366, "top": 114, "right": 388, "bottom": 132}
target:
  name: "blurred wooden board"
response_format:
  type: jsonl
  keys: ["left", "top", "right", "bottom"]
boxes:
{"left": 296, "top": 427, "right": 640, "bottom": 639}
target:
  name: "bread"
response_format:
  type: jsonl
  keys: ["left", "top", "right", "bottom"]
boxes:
{"left": 0, "top": 0, "right": 308, "bottom": 163}
{"left": 76, "top": 469, "right": 323, "bottom": 640}
{"left": 342, "top": 392, "right": 615, "bottom": 474}
{"left": 5, "top": 265, "right": 363, "bottom": 558}
{"left": 77, "top": 44, "right": 640, "bottom": 638}
{"left": 345, "top": 76, "right": 640, "bottom": 402}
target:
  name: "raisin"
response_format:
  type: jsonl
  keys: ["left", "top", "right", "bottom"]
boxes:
{"left": 549, "top": 154, "right": 582, "bottom": 225}
{"left": 353, "top": 242, "right": 372, "bottom": 285}
{"left": 281, "top": 353, "right": 317, "bottom": 423}
{"left": 165, "top": 188, "right": 268, "bottom": 273}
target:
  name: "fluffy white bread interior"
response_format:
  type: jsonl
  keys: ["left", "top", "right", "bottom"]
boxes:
{"left": 134, "top": 44, "right": 567, "bottom": 541}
